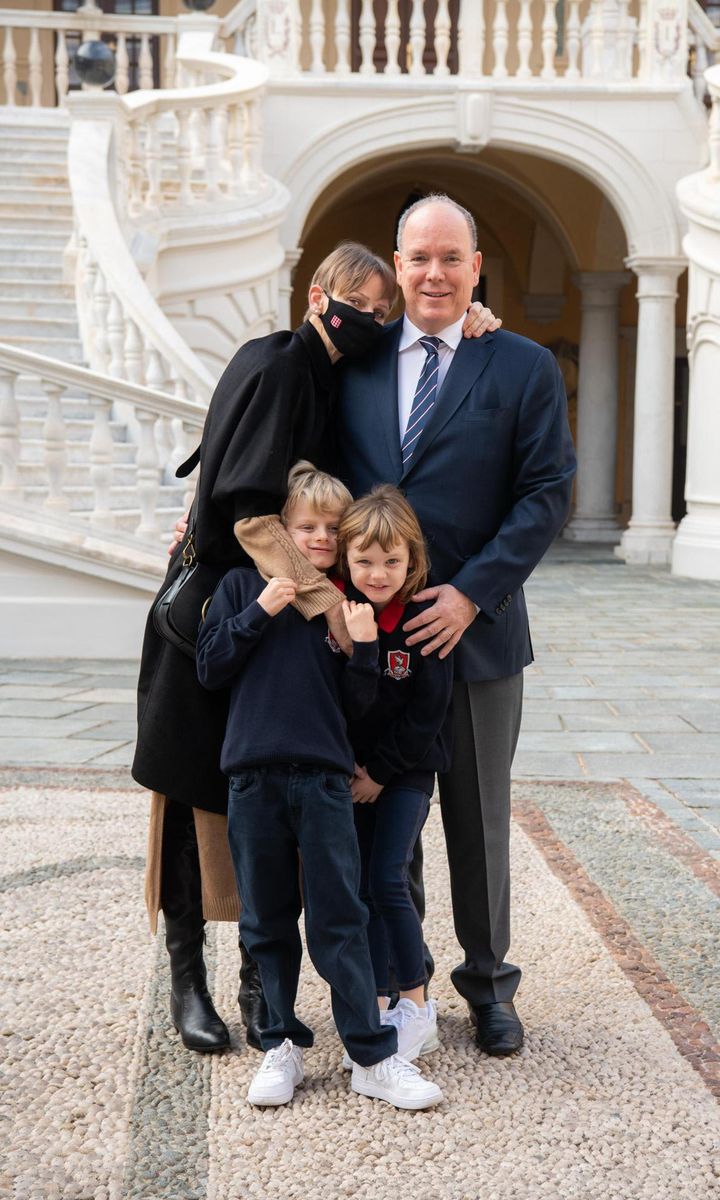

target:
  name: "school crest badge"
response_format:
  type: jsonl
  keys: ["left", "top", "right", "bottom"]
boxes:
{"left": 325, "top": 630, "right": 342, "bottom": 653}
{"left": 385, "top": 650, "right": 411, "bottom": 680}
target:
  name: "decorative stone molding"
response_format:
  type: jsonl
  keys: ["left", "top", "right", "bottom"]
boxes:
{"left": 672, "top": 64, "right": 720, "bottom": 580}
{"left": 617, "top": 256, "right": 687, "bottom": 564}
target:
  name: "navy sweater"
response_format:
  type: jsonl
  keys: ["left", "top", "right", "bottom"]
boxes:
{"left": 196, "top": 569, "right": 379, "bottom": 777}
{"left": 343, "top": 583, "right": 454, "bottom": 792}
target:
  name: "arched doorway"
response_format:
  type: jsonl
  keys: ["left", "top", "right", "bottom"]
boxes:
{"left": 291, "top": 145, "right": 689, "bottom": 538}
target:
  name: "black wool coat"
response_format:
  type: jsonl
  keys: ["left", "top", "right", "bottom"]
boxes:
{"left": 131, "top": 323, "right": 337, "bottom": 813}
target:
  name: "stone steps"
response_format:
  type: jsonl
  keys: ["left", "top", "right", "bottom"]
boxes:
{"left": 0, "top": 264, "right": 65, "bottom": 282}
{"left": 0, "top": 279, "right": 72, "bottom": 299}
{"left": 0, "top": 296, "right": 78, "bottom": 319}
{"left": 5, "top": 336, "right": 84, "bottom": 362}
{"left": 0, "top": 244, "right": 71, "bottom": 264}
{"left": 1, "top": 316, "right": 80, "bottom": 339}
{"left": 0, "top": 115, "right": 185, "bottom": 554}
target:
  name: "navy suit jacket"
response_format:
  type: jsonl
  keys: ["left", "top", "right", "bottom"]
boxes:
{"left": 336, "top": 319, "right": 577, "bottom": 683}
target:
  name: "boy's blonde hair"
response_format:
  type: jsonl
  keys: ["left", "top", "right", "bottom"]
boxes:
{"left": 338, "top": 485, "right": 429, "bottom": 604}
{"left": 303, "top": 242, "right": 398, "bottom": 319}
{"left": 281, "top": 460, "right": 353, "bottom": 522}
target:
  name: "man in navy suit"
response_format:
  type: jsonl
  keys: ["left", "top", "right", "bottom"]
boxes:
{"left": 336, "top": 195, "right": 576, "bottom": 1055}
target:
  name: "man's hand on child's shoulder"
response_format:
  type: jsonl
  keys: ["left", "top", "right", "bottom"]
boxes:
{"left": 342, "top": 599, "right": 378, "bottom": 644}
{"left": 257, "top": 577, "right": 297, "bottom": 617}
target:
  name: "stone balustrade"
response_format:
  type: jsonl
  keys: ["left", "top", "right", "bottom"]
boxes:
{"left": 0, "top": 7, "right": 178, "bottom": 107}
{"left": 252, "top": 0, "right": 697, "bottom": 85}
{"left": 66, "top": 18, "right": 273, "bottom": 405}
{"left": 0, "top": 342, "right": 204, "bottom": 545}
{"left": 0, "top": 0, "right": 709, "bottom": 106}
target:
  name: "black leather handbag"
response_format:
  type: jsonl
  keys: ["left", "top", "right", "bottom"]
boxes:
{"left": 152, "top": 519, "right": 223, "bottom": 660}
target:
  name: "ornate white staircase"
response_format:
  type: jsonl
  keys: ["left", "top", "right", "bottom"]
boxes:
{"left": 0, "top": 117, "right": 81, "bottom": 364}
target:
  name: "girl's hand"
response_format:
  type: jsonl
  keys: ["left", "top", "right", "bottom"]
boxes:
{"left": 461, "top": 303, "right": 502, "bottom": 338}
{"left": 257, "top": 577, "right": 297, "bottom": 616}
{"left": 342, "top": 599, "right": 378, "bottom": 643}
{"left": 351, "top": 770, "right": 384, "bottom": 804}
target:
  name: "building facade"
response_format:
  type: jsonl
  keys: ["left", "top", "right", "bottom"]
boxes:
{"left": 0, "top": 0, "right": 718, "bottom": 654}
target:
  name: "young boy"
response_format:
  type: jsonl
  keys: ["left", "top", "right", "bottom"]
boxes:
{"left": 196, "top": 463, "right": 443, "bottom": 1111}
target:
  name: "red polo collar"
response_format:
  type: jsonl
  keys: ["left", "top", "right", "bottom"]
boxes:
{"left": 331, "top": 578, "right": 406, "bottom": 633}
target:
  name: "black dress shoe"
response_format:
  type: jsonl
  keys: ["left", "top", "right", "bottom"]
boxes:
{"left": 469, "top": 1002, "right": 524, "bottom": 1056}
{"left": 238, "top": 940, "right": 269, "bottom": 1051}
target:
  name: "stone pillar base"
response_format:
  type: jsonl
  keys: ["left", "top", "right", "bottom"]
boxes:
{"left": 671, "top": 515, "right": 720, "bottom": 581}
{"left": 616, "top": 522, "right": 676, "bottom": 564}
{"left": 563, "top": 515, "right": 621, "bottom": 544}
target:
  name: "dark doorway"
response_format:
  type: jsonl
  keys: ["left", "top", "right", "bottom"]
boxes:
{"left": 672, "top": 355, "right": 689, "bottom": 523}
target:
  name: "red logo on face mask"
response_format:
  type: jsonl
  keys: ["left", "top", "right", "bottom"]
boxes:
{"left": 330, "top": 315, "right": 342, "bottom": 329}
{"left": 385, "top": 650, "right": 411, "bottom": 680}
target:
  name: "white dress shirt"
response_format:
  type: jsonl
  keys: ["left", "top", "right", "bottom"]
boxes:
{"left": 397, "top": 312, "right": 481, "bottom": 614}
{"left": 397, "top": 313, "right": 466, "bottom": 441}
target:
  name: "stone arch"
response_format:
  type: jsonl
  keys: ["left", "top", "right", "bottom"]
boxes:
{"left": 279, "top": 94, "right": 680, "bottom": 262}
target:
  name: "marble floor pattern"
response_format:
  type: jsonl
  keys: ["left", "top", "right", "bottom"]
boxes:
{"left": 3, "top": 544, "right": 720, "bottom": 1197}
{"left": 2, "top": 782, "right": 718, "bottom": 1200}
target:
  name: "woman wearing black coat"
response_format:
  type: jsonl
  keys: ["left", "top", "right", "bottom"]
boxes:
{"left": 132, "top": 244, "right": 400, "bottom": 1053}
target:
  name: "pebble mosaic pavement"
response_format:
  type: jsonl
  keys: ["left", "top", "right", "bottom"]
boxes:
{"left": 1, "top": 544, "right": 719, "bottom": 1199}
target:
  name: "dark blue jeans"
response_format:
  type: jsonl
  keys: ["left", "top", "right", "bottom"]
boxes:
{"left": 353, "top": 787, "right": 431, "bottom": 994}
{"left": 227, "top": 765, "right": 397, "bottom": 1067}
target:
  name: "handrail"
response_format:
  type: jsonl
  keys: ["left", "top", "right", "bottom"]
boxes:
{"left": 220, "top": 0, "right": 257, "bottom": 41}
{"left": 688, "top": 0, "right": 720, "bottom": 50}
{"left": 688, "top": 0, "right": 720, "bottom": 103}
{"left": 0, "top": 342, "right": 206, "bottom": 426}
{"left": 0, "top": 9, "right": 177, "bottom": 34}
{"left": 0, "top": 341, "right": 205, "bottom": 546}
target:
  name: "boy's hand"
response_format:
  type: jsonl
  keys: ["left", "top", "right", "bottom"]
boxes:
{"left": 461, "top": 302, "right": 502, "bottom": 338}
{"left": 351, "top": 769, "right": 384, "bottom": 804}
{"left": 342, "top": 599, "right": 378, "bottom": 643}
{"left": 257, "top": 577, "right": 297, "bottom": 617}
{"left": 326, "top": 600, "right": 352, "bottom": 656}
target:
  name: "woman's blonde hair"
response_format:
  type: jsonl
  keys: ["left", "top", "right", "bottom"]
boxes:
{"left": 338, "top": 485, "right": 429, "bottom": 603}
{"left": 281, "top": 460, "right": 353, "bottom": 522}
{"left": 303, "top": 242, "right": 398, "bottom": 319}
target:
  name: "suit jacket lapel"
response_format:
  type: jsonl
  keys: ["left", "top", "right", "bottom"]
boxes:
{"left": 401, "top": 333, "right": 496, "bottom": 481}
{"left": 369, "top": 319, "right": 403, "bottom": 482}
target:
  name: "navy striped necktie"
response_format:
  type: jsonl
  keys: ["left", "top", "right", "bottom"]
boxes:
{"left": 401, "top": 335, "right": 442, "bottom": 467}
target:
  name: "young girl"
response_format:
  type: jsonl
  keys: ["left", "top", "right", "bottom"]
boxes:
{"left": 338, "top": 485, "right": 454, "bottom": 1062}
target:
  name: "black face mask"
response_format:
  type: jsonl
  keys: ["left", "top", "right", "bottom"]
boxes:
{"left": 319, "top": 293, "right": 385, "bottom": 358}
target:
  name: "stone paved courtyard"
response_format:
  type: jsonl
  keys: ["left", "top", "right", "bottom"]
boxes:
{"left": 1, "top": 544, "right": 719, "bottom": 1198}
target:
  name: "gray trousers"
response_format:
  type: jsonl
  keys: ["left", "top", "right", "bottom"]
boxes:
{"left": 433, "top": 672, "right": 524, "bottom": 1007}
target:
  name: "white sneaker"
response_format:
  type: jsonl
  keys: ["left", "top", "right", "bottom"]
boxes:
{"left": 341, "top": 999, "right": 440, "bottom": 1070}
{"left": 247, "top": 1039, "right": 304, "bottom": 1106}
{"left": 382, "top": 999, "right": 440, "bottom": 1059}
{"left": 351, "top": 1054, "right": 443, "bottom": 1110}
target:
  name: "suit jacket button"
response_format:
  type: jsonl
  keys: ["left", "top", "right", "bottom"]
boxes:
{"left": 495, "top": 607, "right": 502, "bottom": 615}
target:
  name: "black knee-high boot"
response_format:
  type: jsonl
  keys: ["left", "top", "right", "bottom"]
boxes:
{"left": 238, "top": 936, "right": 269, "bottom": 1051}
{"left": 161, "top": 799, "right": 230, "bottom": 1053}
